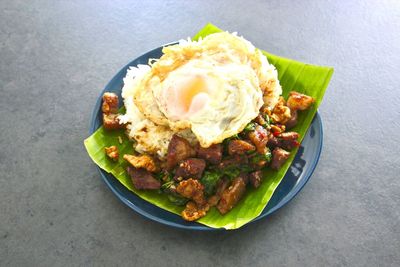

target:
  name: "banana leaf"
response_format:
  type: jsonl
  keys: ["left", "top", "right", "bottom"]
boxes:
{"left": 84, "top": 23, "right": 333, "bottom": 229}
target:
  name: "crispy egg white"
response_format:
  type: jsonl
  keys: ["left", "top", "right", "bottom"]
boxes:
{"left": 120, "top": 32, "right": 282, "bottom": 157}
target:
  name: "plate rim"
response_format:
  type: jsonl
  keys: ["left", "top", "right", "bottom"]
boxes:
{"left": 89, "top": 44, "right": 323, "bottom": 231}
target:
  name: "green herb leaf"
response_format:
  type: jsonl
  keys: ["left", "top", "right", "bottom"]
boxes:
{"left": 263, "top": 114, "right": 271, "bottom": 127}
{"left": 244, "top": 122, "right": 256, "bottom": 132}
{"left": 200, "top": 171, "right": 222, "bottom": 196}
{"left": 167, "top": 194, "right": 188, "bottom": 206}
{"left": 161, "top": 180, "right": 175, "bottom": 190}
{"left": 219, "top": 165, "right": 243, "bottom": 180}
{"left": 250, "top": 149, "right": 272, "bottom": 164}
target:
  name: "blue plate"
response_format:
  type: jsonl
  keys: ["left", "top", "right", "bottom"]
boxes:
{"left": 89, "top": 45, "right": 323, "bottom": 231}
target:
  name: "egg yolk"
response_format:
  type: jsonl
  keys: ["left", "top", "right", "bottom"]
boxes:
{"left": 166, "top": 75, "right": 210, "bottom": 119}
{"left": 179, "top": 76, "right": 208, "bottom": 112}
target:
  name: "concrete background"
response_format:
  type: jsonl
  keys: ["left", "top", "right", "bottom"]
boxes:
{"left": 1, "top": 0, "right": 399, "bottom": 266}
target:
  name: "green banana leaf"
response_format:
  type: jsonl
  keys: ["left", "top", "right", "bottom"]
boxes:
{"left": 84, "top": 23, "right": 333, "bottom": 230}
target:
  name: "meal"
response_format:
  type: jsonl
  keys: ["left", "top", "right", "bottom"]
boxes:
{"left": 101, "top": 32, "right": 314, "bottom": 221}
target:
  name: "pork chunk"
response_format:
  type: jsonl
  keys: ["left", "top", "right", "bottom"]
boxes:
{"left": 279, "top": 132, "right": 299, "bottom": 141}
{"left": 103, "top": 113, "right": 123, "bottom": 130}
{"left": 217, "top": 174, "right": 248, "bottom": 214}
{"left": 104, "top": 146, "right": 119, "bottom": 161}
{"left": 166, "top": 135, "right": 196, "bottom": 170}
{"left": 176, "top": 178, "right": 206, "bottom": 205}
{"left": 228, "top": 140, "right": 255, "bottom": 155}
{"left": 267, "top": 134, "right": 280, "bottom": 149}
{"left": 181, "top": 201, "right": 209, "bottom": 221}
{"left": 218, "top": 155, "right": 248, "bottom": 169}
{"left": 174, "top": 158, "right": 206, "bottom": 180}
{"left": 123, "top": 154, "right": 159, "bottom": 173}
{"left": 276, "top": 132, "right": 300, "bottom": 151}
{"left": 208, "top": 178, "right": 230, "bottom": 207}
{"left": 271, "top": 97, "right": 291, "bottom": 124}
{"left": 270, "top": 148, "right": 291, "bottom": 170}
{"left": 287, "top": 91, "right": 315, "bottom": 111}
{"left": 248, "top": 125, "right": 269, "bottom": 154}
{"left": 102, "top": 92, "right": 119, "bottom": 114}
{"left": 285, "top": 109, "right": 298, "bottom": 130}
{"left": 126, "top": 166, "right": 161, "bottom": 190}
{"left": 249, "top": 170, "right": 263, "bottom": 188}
{"left": 197, "top": 144, "right": 223, "bottom": 165}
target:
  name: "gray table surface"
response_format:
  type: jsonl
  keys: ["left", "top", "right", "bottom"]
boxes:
{"left": 1, "top": 0, "right": 399, "bottom": 266}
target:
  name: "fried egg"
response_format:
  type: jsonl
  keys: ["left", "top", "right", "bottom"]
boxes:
{"left": 119, "top": 32, "right": 282, "bottom": 157}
